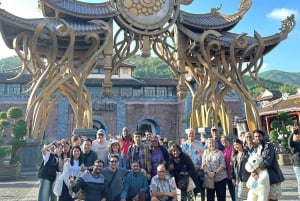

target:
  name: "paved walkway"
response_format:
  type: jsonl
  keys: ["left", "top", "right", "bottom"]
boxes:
{"left": 0, "top": 165, "right": 298, "bottom": 201}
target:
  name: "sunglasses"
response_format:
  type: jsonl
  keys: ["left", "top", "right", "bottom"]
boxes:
{"left": 110, "top": 160, "right": 118, "bottom": 163}
{"left": 157, "top": 170, "right": 165, "bottom": 173}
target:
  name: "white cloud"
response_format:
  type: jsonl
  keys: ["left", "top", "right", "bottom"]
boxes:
{"left": 267, "top": 8, "right": 298, "bottom": 20}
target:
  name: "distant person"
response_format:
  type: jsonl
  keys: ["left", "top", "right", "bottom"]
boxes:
{"left": 150, "top": 164, "right": 177, "bottom": 201}
{"left": 81, "top": 138, "right": 98, "bottom": 171}
{"left": 211, "top": 126, "right": 224, "bottom": 151}
{"left": 221, "top": 136, "right": 235, "bottom": 201}
{"left": 127, "top": 131, "right": 152, "bottom": 180}
{"left": 231, "top": 138, "right": 250, "bottom": 201}
{"left": 238, "top": 131, "right": 245, "bottom": 142}
{"left": 92, "top": 129, "right": 109, "bottom": 161}
{"left": 202, "top": 138, "right": 227, "bottom": 201}
{"left": 181, "top": 128, "right": 205, "bottom": 199}
{"left": 71, "top": 135, "right": 82, "bottom": 147}
{"left": 168, "top": 144, "right": 200, "bottom": 201}
{"left": 105, "top": 139, "right": 127, "bottom": 168}
{"left": 252, "top": 129, "right": 285, "bottom": 201}
{"left": 288, "top": 128, "right": 300, "bottom": 200}
{"left": 145, "top": 130, "right": 153, "bottom": 146}
{"left": 119, "top": 127, "right": 133, "bottom": 158}
{"left": 60, "top": 139, "right": 71, "bottom": 159}
{"left": 121, "top": 161, "right": 149, "bottom": 201}
{"left": 243, "top": 132, "right": 256, "bottom": 153}
{"left": 59, "top": 146, "right": 84, "bottom": 201}
{"left": 149, "top": 136, "right": 169, "bottom": 177}
{"left": 38, "top": 142, "right": 63, "bottom": 201}
{"left": 102, "top": 154, "right": 128, "bottom": 201}
{"left": 70, "top": 160, "right": 106, "bottom": 201}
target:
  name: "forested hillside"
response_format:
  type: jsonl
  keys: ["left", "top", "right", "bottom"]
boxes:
{"left": 0, "top": 55, "right": 298, "bottom": 97}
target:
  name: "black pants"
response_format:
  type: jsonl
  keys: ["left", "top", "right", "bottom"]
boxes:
{"left": 206, "top": 178, "right": 226, "bottom": 201}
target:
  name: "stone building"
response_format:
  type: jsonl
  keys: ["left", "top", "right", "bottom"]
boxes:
{"left": 258, "top": 90, "right": 300, "bottom": 133}
{"left": 0, "top": 61, "right": 245, "bottom": 143}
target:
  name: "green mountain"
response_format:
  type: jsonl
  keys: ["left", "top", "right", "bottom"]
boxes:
{"left": 259, "top": 70, "right": 300, "bottom": 86}
{"left": 0, "top": 56, "right": 299, "bottom": 97}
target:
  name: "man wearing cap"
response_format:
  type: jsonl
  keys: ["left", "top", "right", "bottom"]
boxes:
{"left": 92, "top": 129, "right": 109, "bottom": 161}
{"left": 211, "top": 126, "right": 225, "bottom": 151}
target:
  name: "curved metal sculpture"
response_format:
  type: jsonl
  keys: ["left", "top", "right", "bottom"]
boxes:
{"left": 0, "top": 0, "right": 296, "bottom": 138}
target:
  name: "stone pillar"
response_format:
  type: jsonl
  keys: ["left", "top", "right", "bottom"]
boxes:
{"left": 20, "top": 139, "right": 42, "bottom": 172}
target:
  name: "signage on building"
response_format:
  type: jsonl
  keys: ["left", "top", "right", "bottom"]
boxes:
{"left": 93, "top": 103, "right": 116, "bottom": 111}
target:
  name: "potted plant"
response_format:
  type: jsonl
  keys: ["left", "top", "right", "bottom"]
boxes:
{"left": 269, "top": 111, "right": 294, "bottom": 165}
{"left": 0, "top": 106, "right": 27, "bottom": 180}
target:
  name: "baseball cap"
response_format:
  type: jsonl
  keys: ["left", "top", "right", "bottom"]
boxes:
{"left": 97, "top": 129, "right": 106, "bottom": 135}
{"left": 211, "top": 126, "right": 218, "bottom": 131}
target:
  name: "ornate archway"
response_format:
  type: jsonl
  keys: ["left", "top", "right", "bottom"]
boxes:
{"left": 0, "top": 0, "right": 295, "bottom": 138}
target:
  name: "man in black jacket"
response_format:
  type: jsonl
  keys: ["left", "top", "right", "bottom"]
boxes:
{"left": 253, "top": 129, "right": 285, "bottom": 201}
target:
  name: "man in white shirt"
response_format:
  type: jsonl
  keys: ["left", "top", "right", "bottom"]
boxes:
{"left": 92, "top": 129, "right": 109, "bottom": 161}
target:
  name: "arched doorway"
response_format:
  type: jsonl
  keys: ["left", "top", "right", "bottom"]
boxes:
{"left": 93, "top": 120, "right": 106, "bottom": 131}
{"left": 137, "top": 119, "right": 160, "bottom": 136}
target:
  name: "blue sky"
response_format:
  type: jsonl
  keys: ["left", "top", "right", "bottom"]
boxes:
{"left": 0, "top": 0, "right": 299, "bottom": 72}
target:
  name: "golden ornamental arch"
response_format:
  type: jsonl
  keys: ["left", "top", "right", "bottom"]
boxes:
{"left": 0, "top": 0, "right": 296, "bottom": 138}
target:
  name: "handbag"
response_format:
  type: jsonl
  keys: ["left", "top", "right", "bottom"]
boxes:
{"left": 187, "top": 176, "right": 196, "bottom": 192}
{"left": 202, "top": 149, "right": 215, "bottom": 189}
{"left": 202, "top": 174, "right": 214, "bottom": 189}
{"left": 53, "top": 172, "right": 63, "bottom": 196}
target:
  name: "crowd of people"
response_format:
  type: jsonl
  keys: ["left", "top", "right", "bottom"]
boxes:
{"left": 37, "top": 126, "right": 300, "bottom": 201}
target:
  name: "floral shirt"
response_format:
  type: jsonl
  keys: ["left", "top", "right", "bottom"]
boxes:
{"left": 181, "top": 140, "right": 204, "bottom": 168}
{"left": 202, "top": 149, "right": 227, "bottom": 182}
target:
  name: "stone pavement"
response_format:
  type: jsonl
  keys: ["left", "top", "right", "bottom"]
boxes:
{"left": 0, "top": 166, "right": 298, "bottom": 201}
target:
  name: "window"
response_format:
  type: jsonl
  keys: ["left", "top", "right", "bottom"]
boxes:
{"left": 122, "top": 68, "right": 129, "bottom": 75}
{"left": 112, "top": 87, "right": 120, "bottom": 97}
{"left": 0, "top": 84, "right": 5, "bottom": 95}
{"left": 120, "top": 87, "right": 132, "bottom": 97}
{"left": 157, "top": 87, "right": 168, "bottom": 96}
{"left": 144, "top": 87, "right": 155, "bottom": 96}
{"left": 133, "top": 88, "right": 143, "bottom": 96}
{"left": 7, "top": 84, "right": 20, "bottom": 95}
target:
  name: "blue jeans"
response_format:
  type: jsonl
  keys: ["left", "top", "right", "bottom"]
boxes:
{"left": 38, "top": 178, "right": 56, "bottom": 201}
{"left": 293, "top": 166, "right": 300, "bottom": 199}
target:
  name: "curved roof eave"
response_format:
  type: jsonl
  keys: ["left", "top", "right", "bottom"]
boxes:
{"left": 177, "top": 23, "right": 283, "bottom": 57}
{"left": 39, "top": 0, "right": 118, "bottom": 20}
{"left": 179, "top": 10, "right": 242, "bottom": 32}
{"left": 259, "top": 108, "right": 300, "bottom": 116}
{"left": 0, "top": 9, "right": 107, "bottom": 49}
{"left": 178, "top": 0, "right": 252, "bottom": 32}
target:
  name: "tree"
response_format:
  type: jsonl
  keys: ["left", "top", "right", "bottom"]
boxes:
{"left": 0, "top": 56, "right": 21, "bottom": 72}
{"left": 0, "top": 107, "right": 27, "bottom": 165}
{"left": 269, "top": 111, "right": 294, "bottom": 153}
{"left": 279, "top": 84, "right": 297, "bottom": 95}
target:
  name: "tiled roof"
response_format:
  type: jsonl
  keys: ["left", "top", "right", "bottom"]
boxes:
{"left": 0, "top": 73, "right": 177, "bottom": 87}
{"left": 258, "top": 94, "right": 300, "bottom": 115}
{"left": 39, "top": 0, "right": 117, "bottom": 20}
{"left": 177, "top": 24, "right": 282, "bottom": 59}
{"left": 141, "top": 78, "right": 178, "bottom": 86}
{"left": 256, "top": 89, "right": 282, "bottom": 101}
{"left": 0, "top": 73, "right": 31, "bottom": 83}
{"left": 0, "top": 9, "right": 107, "bottom": 56}
{"left": 179, "top": 11, "right": 241, "bottom": 32}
